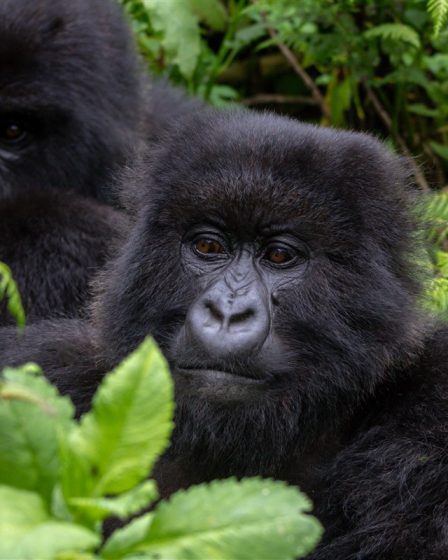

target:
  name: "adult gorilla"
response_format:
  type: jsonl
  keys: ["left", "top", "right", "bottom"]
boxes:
{"left": 1, "top": 109, "right": 447, "bottom": 559}
{"left": 0, "top": 0, "right": 202, "bottom": 323}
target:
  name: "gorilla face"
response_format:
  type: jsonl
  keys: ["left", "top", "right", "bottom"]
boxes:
{"left": 0, "top": 0, "right": 141, "bottom": 202}
{"left": 172, "top": 220, "right": 311, "bottom": 404}
{"left": 96, "top": 109, "right": 425, "bottom": 474}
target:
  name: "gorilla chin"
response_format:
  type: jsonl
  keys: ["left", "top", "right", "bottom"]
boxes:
{"left": 173, "top": 367, "right": 269, "bottom": 402}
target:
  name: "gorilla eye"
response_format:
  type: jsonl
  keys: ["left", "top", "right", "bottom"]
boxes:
{"left": 264, "top": 246, "right": 294, "bottom": 265}
{"left": 0, "top": 122, "right": 28, "bottom": 147}
{"left": 194, "top": 238, "right": 225, "bottom": 256}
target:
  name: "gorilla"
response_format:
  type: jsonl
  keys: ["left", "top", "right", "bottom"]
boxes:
{"left": 1, "top": 109, "right": 447, "bottom": 559}
{"left": 0, "top": 0, "right": 202, "bottom": 323}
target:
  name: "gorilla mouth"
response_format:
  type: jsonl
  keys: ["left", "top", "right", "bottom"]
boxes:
{"left": 175, "top": 366, "right": 264, "bottom": 385}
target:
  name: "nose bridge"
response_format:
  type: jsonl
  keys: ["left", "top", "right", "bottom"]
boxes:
{"left": 186, "top": 253, "right": 270, "bottom": 358}
{"left": 222, "top": 252, "right": 258, "bottom": 300}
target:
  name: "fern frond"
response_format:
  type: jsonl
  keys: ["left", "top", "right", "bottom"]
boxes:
{"left": 365, "top": 23, "right": 420, "bottom": 48}
{"left": 424, "top": 277, "right": 448, "bottom": 317}
{"left": 428, "top": 0, "right": 448, "bottom": 36}
{"left": 420, "top": 192, "right": 448, "bottom": 243}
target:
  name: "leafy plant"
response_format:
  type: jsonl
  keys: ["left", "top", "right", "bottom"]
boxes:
{"left": 120, "top": 0, "right": 244, "bottom": 104}
{"left": 0, "top": 262, "right": 25, "bottom": 330}
{"left": 121, "top": 0, "right": 448, "bottom": 188}
{"left": 428, "top": 0, "right": 448, "bottom": 35}
{"left": 0, "top": 339, "right": 322, "bottom": 559}
{"left": 420, "top": 191, "right": 448, "bottom": 316}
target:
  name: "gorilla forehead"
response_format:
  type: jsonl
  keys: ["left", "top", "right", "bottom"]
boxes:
{"left": 144, "top": 109, "right": 409, "bottom": 244}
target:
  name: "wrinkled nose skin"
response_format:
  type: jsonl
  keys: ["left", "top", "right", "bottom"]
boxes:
{"left": 185, "top": 277, "right": 270, "bottom": 359}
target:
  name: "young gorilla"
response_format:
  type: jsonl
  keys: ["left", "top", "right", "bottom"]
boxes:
{"left": 1, "top": 109, "right": 448, "bottom": 559}
{"left": 0, "top": 0, "right": 202, "bottom": 323}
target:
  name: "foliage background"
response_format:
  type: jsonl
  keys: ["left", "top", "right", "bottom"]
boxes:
{"left": 119, "top": 0, "right": 448, "bottom": 317}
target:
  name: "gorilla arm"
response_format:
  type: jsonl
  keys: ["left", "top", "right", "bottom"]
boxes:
{"left": 309, "top": 327, "right": 448, "bottom": 560}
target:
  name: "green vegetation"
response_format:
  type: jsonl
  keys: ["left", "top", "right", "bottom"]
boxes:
{"left": 0, "top": 263, "right": 25, "bottom": 330}
{"left": 0, "top": 339, "right": 322, "bottom": 559}
{"left": 121, "top": 0, "right": 448, "bottom": 184}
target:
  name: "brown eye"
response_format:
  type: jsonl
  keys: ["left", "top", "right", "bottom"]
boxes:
{"left": 264, "top": 246, "right": 294, "bottom": 265}
{"left": 1, "top": 123, "right": 27, "bottom": 145}
{"left": 194, "top": 238, "right": 225, "bottom": 256}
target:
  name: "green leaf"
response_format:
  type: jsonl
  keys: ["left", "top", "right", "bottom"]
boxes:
{"left": 424, "top": 53, "right": 448, "bottom": 75}
{"left": 435, "top": 250, "right": 448, "bottom": 275}
{"left": 101, "top": 512, "right": 154, "bottom": 558}
{"left": 430, "top": 141, "right": 448, "bottom": 160}
{"left": 189, "top": 0, "right": 227, "bottom": 31}
{"left": 59, "top": 438, "right": 95, "bottom": 512}
{"left": 208, "top": 84, "right": 239, "bottom": 106}
{"left": 327, "top": 74, "right": 352, "bottom": 126}
{"left": 0, "top": 262, "right": 25, "bottom": 331}
{"left": 0, "top": 366, "right": 74, "bottom": 504}
{"left": 234, "top": 23, "right": 267, "bottom": 46}
{"left": 428, "top": 0, "right": 448, "bottom": 35}
{"left": 365, "top": 23, "right": 421, "bottom": 48}
{"left": 70, "top": 480, "right": 157, "bottom": 521}
{"left": 421, "top": 192, "right": 448, "bottom": 222}
{"left": 120, "top": 478, "right": 322, "bottom": 560}
{"left": 407, "top": 103, "right": 439, "bottom": 118}
{"left": 71, "top": 338, "right": 174, "bottom": 495}
{"left": 420, "top": 192, "right": 448, "bottom": 244}
{"left": 142, "top": 0, "right": 201, "bottom": 78}
{"left": 424, "top": 277, "right": 448, "bottom": 316}
{"left": 0, "top": 486, "right": 99, "bottom": 559}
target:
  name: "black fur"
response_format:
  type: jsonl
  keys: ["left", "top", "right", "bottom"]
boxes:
{"left": 2, "top": 109, "right": 448, "bottom": 558}
{"left": 0, "top": 0, "right": 142, "bottom": 202}
{"left": 0, "top": 0, "right": 202, "bottom": 323}
{"left": 0, "top": 190, "right": 130, "bottom": 323}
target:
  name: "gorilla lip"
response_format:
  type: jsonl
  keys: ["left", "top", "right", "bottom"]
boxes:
{"left": 175, "top": 367, "right": 264, "bottom": 385}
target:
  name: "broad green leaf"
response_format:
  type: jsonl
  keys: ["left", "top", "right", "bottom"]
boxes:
{"left": 365, "top": 23, "right": 421, "bottom": 48}
{"left": 101, "top": 512, "right": 154, "bottom": 558}
{"left": 0, "top": 262, "right": 25, "bottom": 330}
{"left": 71, "top": 338, "right": 174, "bottom": 495}
{"left": 142, "top": 0, "right": 200, "bottom": 78}
{"left": 189, "top": 0, "right": 227, "bottom": 31}
{"left": 0, "top": 367, "right": 74, "bottom": 504}
{"left": 0, "top": 486, "right": 99, "bottom": 560}
{"left": 126, "top": 478, "right": 322, "bottom": 560}
{"left": 70, "top": 480, "right": 157, "bottom": 521}
{"left": 59, "top": 436, "right": 95, "bottom": 509}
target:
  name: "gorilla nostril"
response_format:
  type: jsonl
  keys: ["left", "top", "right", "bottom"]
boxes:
{"left": 229, "top": 309, "right": 254, "bottom": 326}
{"left": 205, "top": 301, "right": 224, "bottom": 322}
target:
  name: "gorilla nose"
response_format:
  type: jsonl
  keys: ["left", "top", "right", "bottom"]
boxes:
{"left": 186, "top": 291, "right": 270, "bottom": 358}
